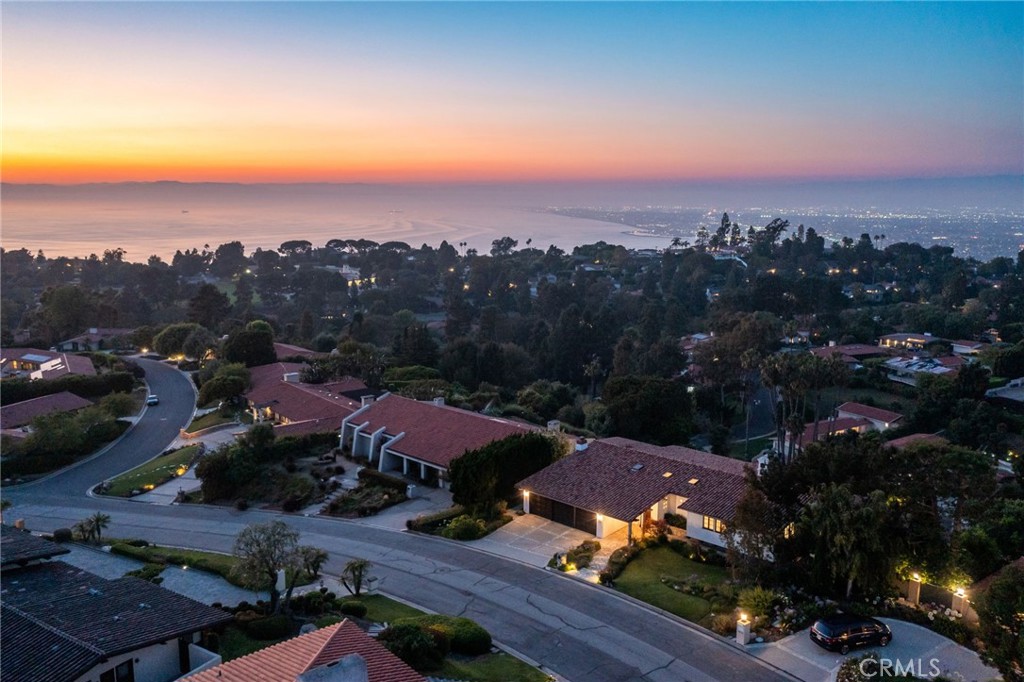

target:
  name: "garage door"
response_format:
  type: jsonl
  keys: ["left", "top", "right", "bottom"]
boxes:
{"left": 531, "top": 495, "right": 597, "bottom": 535}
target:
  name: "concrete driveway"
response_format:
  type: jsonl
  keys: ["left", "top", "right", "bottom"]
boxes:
{"left": 749, "top": 617, "right": 1001, "bottom": 682}
{"left": 468, "top": 514, "right": 626, "bottom": 568}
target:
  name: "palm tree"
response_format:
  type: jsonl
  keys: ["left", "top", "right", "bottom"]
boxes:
{"left": 88, "top": 512, "right": 111, "bottom": 543}
{"left": 73, "top": 519, "right": 94, "bottom": 542}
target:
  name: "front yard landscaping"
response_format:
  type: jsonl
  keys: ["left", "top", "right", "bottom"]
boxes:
{"left": 613, "top": 544, "right": 733, "bottom": 624}
{"left": 185, "top": 410, "right": 238, "bottom": 434}
{"left": 217, "top": 592, "right": 551, "bottom": 681}
{"left": 101, "top": 445, "right": 201, "bottom": 497}
{"left": 322, "top": 468, "right": 407, "bottom": 517}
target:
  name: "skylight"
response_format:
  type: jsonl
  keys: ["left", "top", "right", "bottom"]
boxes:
{"left": 662, "top": 472, "right": 673, "bottom": 478}
{"left": 688, "top": 478, "right": 699, "bottom": 485}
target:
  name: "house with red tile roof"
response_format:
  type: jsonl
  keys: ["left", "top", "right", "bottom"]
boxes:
{"left": 244, "top": 363, "right": 372, "bottom": 437}
{"left": 340, "top": 394, "right": 537, "bottom": 487}
{"left": 836, "top": 402, "right": 904, "bottom": 431}
{"left": 517, "top": 437, "right": 750, "bottom": 548}
{"left": 0, "top": 347, "right": 97, "bottom": 380}
{"left": 183, "top": 619, "right": 424, "bottom": 682}
{"left": 274, "top": 342, "right": 324, "bottom": 361}
{"left": 810, "top": 343, "right": 889, "bottom": 368}
{"left": 886, "top": 433, "right": 948, "bottom": 450}
{"left": 54, "top": 327, "right": 134, "bottom": 352}
{"left": 950, "top": 340, "right": 990, "bottom": 357}
{"left": 0, "top": 391, "right": 93, "bottom": 430}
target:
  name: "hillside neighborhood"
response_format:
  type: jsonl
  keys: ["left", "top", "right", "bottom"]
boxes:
{"left": 2, "top": 233, "right": 1023, "bottom": 682}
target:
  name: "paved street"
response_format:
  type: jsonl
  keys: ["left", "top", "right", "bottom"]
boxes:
{"left": 3, "top": 357, "right": 798, "bottom": 681}
{"left": 7, "top": 358, "right": 196, "bottom": 497}
{"left": 6, "top": 497, "right": 795, "bottom": 682}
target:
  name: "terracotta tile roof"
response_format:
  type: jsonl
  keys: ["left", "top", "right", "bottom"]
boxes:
{"left": 247, "top": 379, "right": 364, "bottom": 428}
{"left": 0, "top": 391, "right": 93, "bottom": 429}
{"left": 886, "top": 433, "right": 947, "bottom": 449}
{"left": 42, "top": 353, "right": 98, "bottom": 378}
{"left": 518, "top": 439, "right": 750, "bottom": 523}
{"left": 951, "top": 339, "right": 986, "bottom": 349}
{"left": 60, "top": 328, "right": 134, "bottom": 345}
{"left": 272, "top": 419, "right": 341, "bottom": 437}
{"left": 0, "top": 525, "right": 70, "bottom": 567}
{"left": 836, "top": 402, "right": 904, "bottom": 425}
{"left": 185, "top": 619, "right": 425, "bottom": 682}
{"left": 249, "top": 362, "right": 310, "bottom": 391}
{"left": 795, "top": 417, "right": 871, "bottom": 448}
{"left": 937, "top": 355, "right": 965, "bottom": 368}
{"left": 601, "top": 437, "right": 748, "bottom": 476}
{"left": 811, "top": 344, "right": 887, "bottom": 359}
{"left": 0, "top": 348, "right": 97, "bottom": 378}
{"left": 274, "top": 342, "right": 324, "bottom": 360}
{"left": 2, "top": 561, "right": 232, "bottom": 682}
{"left": 353, "top": 395, "right": 537, "bottom": 468}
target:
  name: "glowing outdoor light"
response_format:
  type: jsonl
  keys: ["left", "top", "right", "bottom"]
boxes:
{"left": 738, "top": 612, "right": 750, "bottom": 625}
{"left": 523, "top": 490, "right": 530, "bottom": 499}
{"left": 955, "top": 587, "right": 966, "bottom": 598}
{"left": 911, "top": 572, "right": 921, "bottom": 582}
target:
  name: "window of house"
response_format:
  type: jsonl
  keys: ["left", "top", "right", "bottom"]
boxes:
{"left": 702, "top": 516, "right": 725, "bottom": 533}
{"left": 783, "top": 522, "right": 796, "bottom": 539}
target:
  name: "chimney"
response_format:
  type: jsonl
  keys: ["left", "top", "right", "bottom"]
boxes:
{"left": 546, "top": 419, "right": 560, "bottom": 431}
{"left": 361, "top": 395, "right": 375, "bottom": 407}
{"left": 575, "top": 437, "right": 588, "bottom": 452}
{"left": 829, "top": 340, "right": 837, "bottom": 347}
{"left": 283, "top": 372, "right": 300, "bottom": 383}
{"left": 88, "top": 327, "right": 98, "bottom": 334}
{"left": 432, "top": 397, "right": 445, "bottom": 407}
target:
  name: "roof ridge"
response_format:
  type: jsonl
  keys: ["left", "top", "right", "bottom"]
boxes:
{"left": 301, "top": 619, "right": 350, "bottom": 674}
{"left": 1, "top": 602, "right": 105, "bottom": 656}
{"left": 217, "top": 621, "right": 341, "bottom": 677}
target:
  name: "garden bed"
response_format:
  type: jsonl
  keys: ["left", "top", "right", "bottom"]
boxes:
{"left": 185, "top": 410, "right": 238, "bottom": 434}
{"left": 101, "top": 445, "right": 200, "bottom": 497}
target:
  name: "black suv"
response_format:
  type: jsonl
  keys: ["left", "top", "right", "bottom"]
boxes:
{"left": 809, "top": 614, "right": 892, "bottom": 655}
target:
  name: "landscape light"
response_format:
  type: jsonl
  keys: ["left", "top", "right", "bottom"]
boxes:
{"left": 955, "top": 587, "right": 966, "bottom": 598}
{"left": 738, "top": 612, "right": 749, "bottom": 625}
{"left": 911, "top": 572, "right": 921, "bottom": 582}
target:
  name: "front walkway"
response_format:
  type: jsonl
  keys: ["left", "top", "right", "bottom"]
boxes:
{"left": 467, "top": 514, "right": 628, "bottom": 569}
{"left": 748, "top": 617, "right": 1000, "bottom": 682}
{"left": 132, "top": 425, "right": 249, "bottom": 504}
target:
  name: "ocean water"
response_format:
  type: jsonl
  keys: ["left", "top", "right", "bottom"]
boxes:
{"left": 2, "top": 179, "right": 1021, "bottom": 262}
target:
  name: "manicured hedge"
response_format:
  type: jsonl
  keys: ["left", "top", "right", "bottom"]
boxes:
{"left": 406, "top": 505, "right": 465, "bottom": 532}
{"left": 0, "top": 371, "right": 135, "bottom": 405}
{"left": 394, "top": 615, "right": 492, "bottom": 655}
{"left": 357, "top": 467, "right": 408, "bottom": 493}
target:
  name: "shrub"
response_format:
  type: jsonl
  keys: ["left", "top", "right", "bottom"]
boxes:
{"left": 281, "top": 496, "right": 303, "bottom": 512}
{"left": 234, "top": 498, "right": 249, "bottom": 511}
{"left": 315, "top": 615, "right": 343, "bottom": 628}
{"left": 664, "top": 513, "right": 687, "bottom": 529}
{"left": 737, "top": 586, "right": 781, "bottom": 618}
{"left": 378, "top": 623, "right": 445, "bottom": 671}
{"left": 121, "top": 538, "right": 150, "bottom": 547}
{"left": 394, "top": 615, "right": 492, "bottom": 655}
{"left": 599, "top": 545, "right": 640, "bottom": 584}
{"left": 441, "top": 515, "right": 487, "bottom": 541}
{"left": 710, "top": 613, "right": 737, "bottom": 636}
{"left": 357, "top": 468, "right": 408, "bottom": 494}
{"left": 406, "top": 505, "right": 465, "bottom": 532}
{"left": 125, "top": 563, "right": 165, "bottom": 584}
{"left": 339, "top": 600, "right": 368, "bottom": 618}
{"left": 566, "top": 540, "right": 601, "bottom": 569}
{"left": 245, "top": 614, "right": 293, "bottom": 640}
{"left": 52, "top": 528, "right": 74, "bottom": 542}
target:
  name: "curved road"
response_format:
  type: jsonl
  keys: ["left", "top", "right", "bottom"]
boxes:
{"left": 4, "top": 360, "right": 795, "bottom": 682}
{"left": 10, "top": 358, "right": 197, "bottom": 497}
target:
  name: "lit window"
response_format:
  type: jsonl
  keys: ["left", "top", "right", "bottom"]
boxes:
{"left": 783, "top": 522, "right": 796, "bottom": 539}
{"left": 662, "top": 472, "right": 673, "bottom": 478}
{"left": 702, "top": 516, "right": 725, "bottom": 533}
{"left": 688, "top": 478, "right": 699, "bottom": 485}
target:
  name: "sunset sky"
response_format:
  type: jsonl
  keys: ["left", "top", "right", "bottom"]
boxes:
{"left": 3, "top": 2, "right": 1022, "bottom": 184}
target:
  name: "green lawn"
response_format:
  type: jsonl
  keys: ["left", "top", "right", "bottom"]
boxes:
{"left": 103, "top": 445, "right": 200, "bottom": 497}
{"left": 185, "top": 411, "right": 237, "bottom": 433}
{"left": 360, "top": 594, "right": 426, "bottom": 622}
{"left": 219, "top": 624, "right": 289, "bottom": 661}
{"left": 614, "top": 546, "right": 730, "bottom": 623}
{"left": 730, "top": 437, "right": 773, "bottom": 460}
{"left": 438, "top": 653, "right": 552, "bottom": 682}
